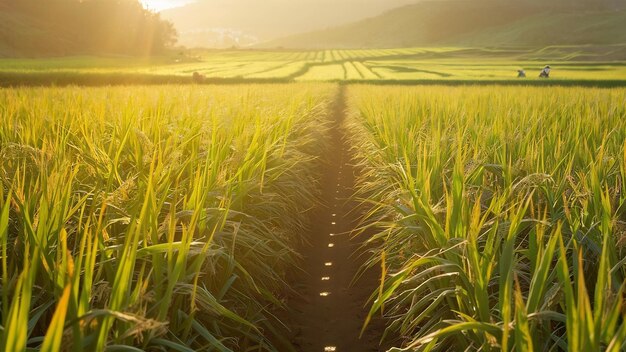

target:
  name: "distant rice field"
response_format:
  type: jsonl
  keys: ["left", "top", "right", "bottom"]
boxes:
{"left": 2, "top": 47, "right": 626, "bottom": 83}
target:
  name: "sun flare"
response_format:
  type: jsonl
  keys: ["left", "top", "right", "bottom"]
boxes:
{"left": 140, "top": 0, "right": 195, "bottom": 11}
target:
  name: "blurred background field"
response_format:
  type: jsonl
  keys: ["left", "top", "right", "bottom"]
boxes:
{"left": 2, "top": 46, "right": 626, "bottom": 84}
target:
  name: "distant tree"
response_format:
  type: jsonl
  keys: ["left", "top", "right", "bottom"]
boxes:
{"left": 5, "top": 0, "right": 177, "bottom": 55}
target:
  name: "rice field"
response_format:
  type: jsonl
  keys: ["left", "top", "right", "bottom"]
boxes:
{"left": 0, "top": 84, "right": 333, "bottom": 351}
{"left": 343, "top": 62, "right": 362, "bottom": 80}
{"left": 3, "top": 47, "right": 626, "bottom": 83}
{"left": 2, "top": 82, "right": 626, "bottom": 351}
{"left": 296, "top": 64, "right": 346, "bottom": 81}
{"left": 346, "top": 86, "right": 626, "bottom": 351}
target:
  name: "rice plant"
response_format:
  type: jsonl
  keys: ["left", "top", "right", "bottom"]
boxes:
{"left": 347, "top": 86, "right": 626, "bottom": 351}
{"left": 0, "top": 84, "right": 333, "bottom": 351}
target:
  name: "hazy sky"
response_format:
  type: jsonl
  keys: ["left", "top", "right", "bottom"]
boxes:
{"left": 142, "top": 0, "right": 415, "bottom": 12}
{"left": 141, "top": 0, "right": 196, "bottom": 11}
{"left": 144, "top": 0, "right": 419, "bottom": 47}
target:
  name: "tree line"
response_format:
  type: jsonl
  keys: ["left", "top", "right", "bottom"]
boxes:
{"left": 2, "top": 0, "right": 177, "bottom": 56}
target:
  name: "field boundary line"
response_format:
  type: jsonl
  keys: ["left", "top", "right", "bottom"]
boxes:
{"left": 2, "top": 72, "right": 626, "bottom": 87}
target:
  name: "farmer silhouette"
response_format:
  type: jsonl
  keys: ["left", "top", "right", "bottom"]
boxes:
{"left": 539, "top": 65, "right": 551, "bottom": 78}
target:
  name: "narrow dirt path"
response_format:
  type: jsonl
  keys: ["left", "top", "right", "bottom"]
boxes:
{"left": 289, "top": 85, "right": 385, "bottom": 352}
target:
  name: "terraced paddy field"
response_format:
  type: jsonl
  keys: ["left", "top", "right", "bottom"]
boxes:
{"left": 2, "top": 46, "right": 626, "bottom": 85}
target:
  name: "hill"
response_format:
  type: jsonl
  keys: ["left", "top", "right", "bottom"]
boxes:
{"left": 262, "top": 1, "right": 626, "bottom": 49}
{"left": 458, "top": 11, "right": 626, "bottom": 47}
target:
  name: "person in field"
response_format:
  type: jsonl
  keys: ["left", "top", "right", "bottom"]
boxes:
{"left": 517, "top": 69, "right": 526, "bottom": 78}
{"left": 539, "top": 65, "right": 551, "bottom": 78}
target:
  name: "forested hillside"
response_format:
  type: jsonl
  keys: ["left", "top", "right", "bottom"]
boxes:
{"left": 263, "top": 0, "right": 626, "bottom": 49}
{"left": 0, "top": 0, "right": 176, "bottom": 57}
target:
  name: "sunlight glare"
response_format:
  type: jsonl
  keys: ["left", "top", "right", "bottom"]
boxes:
{"left": 141, "top": 0, "right": 195, "bottom": 11}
